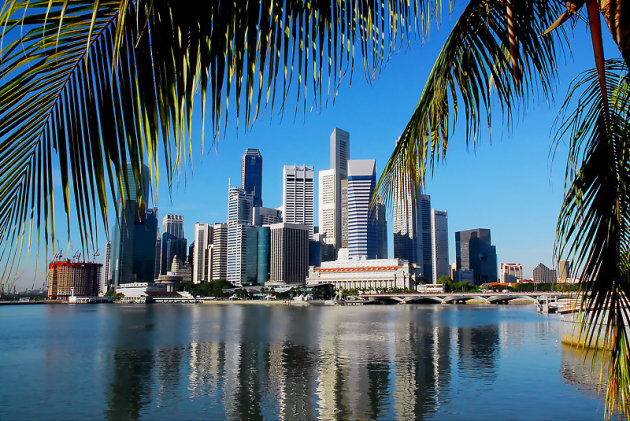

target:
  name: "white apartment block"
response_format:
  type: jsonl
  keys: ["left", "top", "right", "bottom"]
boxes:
{"left": 500, "top": 263, "right": 523, "bottom": 283}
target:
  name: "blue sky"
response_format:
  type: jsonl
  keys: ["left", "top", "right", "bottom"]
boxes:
{"left": 13, "top": 11, "right": 623, "bottom": 290}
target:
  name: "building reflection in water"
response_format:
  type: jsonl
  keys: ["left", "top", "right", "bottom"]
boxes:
{"left": 560, "top": 344, "right": 606, "bottom": 396}
{"left": 101, "top": 304, "right": 505, "bottom": 419}
{"left": 104, "top": 307, "right": 155, "bottom": 420}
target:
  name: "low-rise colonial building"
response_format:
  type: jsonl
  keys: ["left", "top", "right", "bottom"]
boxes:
{"left": 306, "top": 257, "right": 421, "bottom": 291}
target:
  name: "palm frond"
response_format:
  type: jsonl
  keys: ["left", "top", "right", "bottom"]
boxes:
{"left": 554, "top": 59, "right": 630, "bottom": 417}
{"left": 375, "top": 0, "right": 566, "bottom": 204}
{"left": 0, "top": 0, "right": 437, "bottom": 288}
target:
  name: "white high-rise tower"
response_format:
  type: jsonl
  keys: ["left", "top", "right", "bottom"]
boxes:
{"left": 282, "top": 165, "right": 314, "bottom": 237}
{"left": 193, "top": 223, "right": 213, "bottom": 284}
{"left": 227, "top": 187, "right": 253, "bottom": 286}
{"left": 347, "top": 159, "right": 378, "bottom": 259}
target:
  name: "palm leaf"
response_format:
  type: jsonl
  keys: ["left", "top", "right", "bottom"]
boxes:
{"left": 0, "top": 0, "right": 437, "bottom": 289}
{"left": 554, "top": 59, "right": 630, "bottom": 417}
{"left": 375, "top": 0, "right": 566, "bottom": 204}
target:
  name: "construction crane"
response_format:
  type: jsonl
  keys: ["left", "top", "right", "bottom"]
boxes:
{"left": 72, "top": 251, "right": 81, "bottom": 262}
{"left": 54, "top": 240, "right": 62, "bottom": 261}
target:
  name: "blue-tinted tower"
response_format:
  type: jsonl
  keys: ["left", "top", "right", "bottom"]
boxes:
{"left": 242, "top": 148, "right": 263, "bottom": 207}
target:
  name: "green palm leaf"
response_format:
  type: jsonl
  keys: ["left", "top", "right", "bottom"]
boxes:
{"left": 0, "top": 0, "right": 436, "bottom": 289}
{"left": 555, "top": 59, "right": 630, "bottom": 417}
{"left": 375, "top": 0, "right": 565, "bottom": 203}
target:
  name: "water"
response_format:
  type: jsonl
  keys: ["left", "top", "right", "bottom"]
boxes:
{"left": 0, "top": 303, "right": 607, "bottom": 419}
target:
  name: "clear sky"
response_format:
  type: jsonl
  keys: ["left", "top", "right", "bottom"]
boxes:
{"left": 12, "top": 11, "right": 623, "bottom": 291}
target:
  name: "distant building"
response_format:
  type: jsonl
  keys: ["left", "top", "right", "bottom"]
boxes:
{"left": 48, "top": 261, "right": 102, "bottom": 299}
{"left": 347, "top": 159, "right": 379, "bottom": 259}
{"left": 375, "top": 196, "right": 388, "bottom": 259}
{"left": 283, "top": 165, "right": 314, "bottom": 236}
{"left": 246, "top": 226, "right": 271, "bottom": 285}
{"left": 211, "top": 223, "right": 228, "bottom": 281}
{"left": 392, "top": 176, "right": 432, "bottom": 278}
{"left": 306, "top": 258, "right": 421, "bottom": 291}
{"left": 533, "top": 263, "right": 557, "bottom": 283}
{"left": 252, "top": 206, "right": 282, "bottom": 226}
{"left": 242, "top": 148, "right": 263, "bottom": 207}
{"left": 193, "top": 223, "right": 213, "bottom": 284}
{"left": 102, "top": 241, "right": 111, "bottom": 293}
{"left": 161, "top": 214, "right": 186, "bottom": 275}
{"left": 318, "top": 168, "right": 338, "bottom": 261}
{"left": 500, "top": 263, "right": 523, "bottom": 283}
{"left": 558, "top": 259, "right": 571, "bottom": 282}
{"left": 455, "top": 228, "right": 497, "bottom": 284}
{"left": 270, "top": 223, "right": 309, "bottom": 283}
{"left": 431, "top": 210, "right": 449, "bottom": 282}
{"left": 331, "top": 128, "right": 350, "bottom": 249}
{"left": 227, "top": 187, "right": 254, "bottom": 286}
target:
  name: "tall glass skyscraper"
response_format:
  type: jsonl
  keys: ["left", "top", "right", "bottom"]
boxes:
{"left": 227, "top": 187, "right": 254, "bottom": 286}
{"left": 160, "top": 214, "right": 186, "bottom": 275}
{"left": 109, "top": 164, "right": 158, "bottom": 287}
{"left": 455, "top": 228, "right": 497, "bottom": 284}
{"left": 242, "top": 148, "right": 263, "bottom": 207}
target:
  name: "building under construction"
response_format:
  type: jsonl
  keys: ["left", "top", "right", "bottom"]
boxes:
{"left": 47, "top": 261, "right": 102, "bottom": 300}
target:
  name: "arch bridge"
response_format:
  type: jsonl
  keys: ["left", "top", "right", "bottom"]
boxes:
{"left": 361, "top": 292, "right": 568, "bottom": 305}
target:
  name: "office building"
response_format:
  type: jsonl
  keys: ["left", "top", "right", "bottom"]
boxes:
{"left": 246, "top": 226, "right": 271, "bottom": 285}
{"left": 558, "top": 259, "right": 571, "bottom": 282}
{"left": 431, "top": 210, "right": 449, "bottom": 282}
{"left": 318, "top": 168, "right": 337, "bottom": 261}
{"left": 270, "top": 223, "right": 309, "bottom": 283}
{"left": 500, "top": 263, "right": 523, "bottom": 283}
{"left": 102, "top": 241, "right": 111, "bottom": 293}
{"left": 252, "top": 206, "right": 282, "bottom": 226}
{"left": 347, "top": 159, "right": 379, "bottom": 259}
{"left": 109, "top": 164, "right": 159, "bottom": 286}
{"left": 331, "top": 128, "right": 350, "bottom": 248}
{"left": 533, "top": 263, "right": 557, "bottom": 283}
{"left": 161, "top": 214, "right": 186, "bottom": 275}
{"left": 375, "top": 196, "right": 388, "bottom": 259}
{"left": 455, "top": 228, "right": 498, "bottom": 284}
{"left": 227, "top": 187, "right": 254, "bottom": 286}
{"left": 392, "top": 177, "right": 432, "bottom": 278}
{"left": 193, "top": 223, "right": 213, "bottom": 284}
{"left": 211, "top": 223, "right": 228, "bottom": 281}
{"left": 242, "top": 148, "right": 263, "bottom": 207}
{"left": 282, "top": 165, "right": 314, "bottom": 236}
{"left": 48, "top": 261, "right": 102, "bottom": 299}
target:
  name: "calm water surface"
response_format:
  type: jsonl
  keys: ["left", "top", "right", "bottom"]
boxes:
{"left": 0, "top": 303, "right": 606, "bottom": 419}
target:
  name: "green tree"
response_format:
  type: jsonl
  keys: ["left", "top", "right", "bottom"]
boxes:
{"left": 2, "top": 0, "right": 630, "bottom": 415}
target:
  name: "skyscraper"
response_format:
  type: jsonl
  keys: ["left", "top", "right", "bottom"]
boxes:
{"left": 455, "top": 228, "right": 498, "bottom": 284}
{"left": 330, "top": 128, "right": 350, "bottom": 248}
{"left": 160, "top": 214, "right": 186, "bottom": 275}
{"left": 227, "top": 187, "right": 254, "bottom": 286}
{"left": 318, "top": 168, "right": 337, "bottom": 261}
{"left": 392, "top": 177, "right": 432, "bottom": 277}
{"left": 102, "top": 241, "right": 111, "bottom": 293}
{"left": 109, "top": 164, "right": 158, "bottom": 287}
{"left": 270, "top": 223, "right": 309, "bottom": 283}
{"left": 431, "top": 209, "right": 449, "bottom": 282}
{"left": 347, "top": 159, "right": 379, "bottom": 259}
{"left": 193, "top": 223, "right": 213, "bottom": 284}
{"left": 211, "top": 223, "right": 228, "bottom": 281}
{"left": 241, "top": 148, "right": 263, "bottom": 207}
{"left": 375, "top": 195, "right": 388, "bottom": 259}
{"left": 252, "top": 206, "right": 283, "bottom": 226}
{"left": 282, "top": 165, "right": 314, "bottom": 236}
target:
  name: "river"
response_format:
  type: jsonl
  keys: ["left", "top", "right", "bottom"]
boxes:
{"left": 0, "top": 303, "right": 607, "bottom": 419}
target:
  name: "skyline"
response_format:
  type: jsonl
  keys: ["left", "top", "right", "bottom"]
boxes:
{"left": 13, "top": 15, "right": 621, "bottom": 290}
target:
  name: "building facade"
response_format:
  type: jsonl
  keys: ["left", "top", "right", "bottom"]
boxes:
{"left": 242, "top": 148, "right": 263, "bottom": 207}
{"left": 48, "top": 261, "right": 102, "bottom": 299}
{"left": 102, "top": 241, "right": 111, "bottom": 293}
{"left": 431, "top": 209, "right": 449, "bottom": 282}
{"left": 270, "top": 223, "right": 309, "bottom": 283}
{"left": 558, "top": 259, "right": 571, "bottom": 282}
{"left": 347, "top": 159, "right": 379, "bottom": 259}
{"left": 455, "top": 228, "right": 498, "bottom": 284}
{"left": 227, "top": 187, "right": 254, "bottom": 286}
{"left": 252, "top": 206, "right": 282, "bottom": 226}
{"left": 282, "top": 165, "right": 314, "bottom": 236}
{"left": 533, "top": 263, "right": 557, "bottom": 283}
{"left": 160, "top": 214, "right": 186, "bottom": 275}
{"left": 193, "top": 223, "right": 213, "bottom": 284}
{"left": 306, "top": 258, "right": 420, "bottom": 291}
{"left": 331, "top": 128, "right": 350, "bottom": 249}
{"left": 318, "top": 168, "right": 337, "bottom": 261}
{"left": 211, "top": 223, "right": 228, "bottom": 281}
{"left": 499, "top": 263, "right": 523, "bottom": 283}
